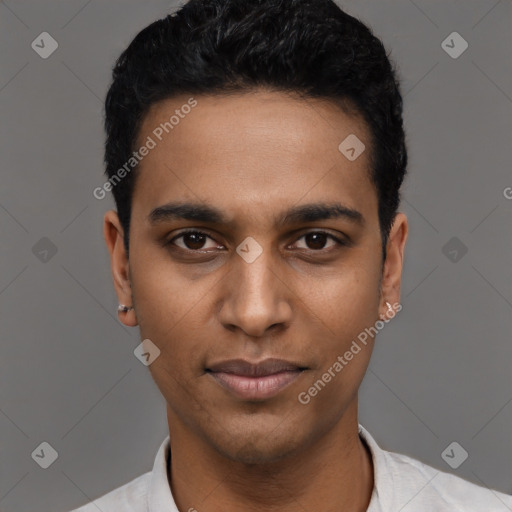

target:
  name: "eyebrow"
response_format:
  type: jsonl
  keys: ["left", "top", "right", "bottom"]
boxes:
{"left": 148, "top": 201, "right": 365, "bottom": 227}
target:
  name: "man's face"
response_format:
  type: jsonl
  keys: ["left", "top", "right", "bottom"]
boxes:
{"left": 106, "top": 90, "right": 405, "bottom": 464}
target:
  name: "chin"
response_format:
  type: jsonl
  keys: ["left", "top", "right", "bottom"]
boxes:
{"left": 207, "top": 418, "right": 309, "bottom": 465}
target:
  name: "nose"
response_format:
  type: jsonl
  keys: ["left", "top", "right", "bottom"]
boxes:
{"left": 217, "top": 248, "right": 293, "bottom": 338}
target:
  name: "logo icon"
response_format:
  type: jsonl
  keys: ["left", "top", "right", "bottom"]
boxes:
{"left": 442, "top": 237, "right": 468, "bottom": 263}
{"left": 441, "top": 32, "right": 468, "bottom": 59}
{"left": 236, "top": 237, "right": 263, "bottom": 263}
{"left": 32, "top": 237, "right": 58, "bottom": 263}
{"left": 338, "top": 134, "right": 365, "bottom": 161}
{"left": 32, "top": 442, "right": 59, "bottom": 469}
{"left": 441, "top": 441, "right": 468, "bottom": 469}
{"left": 134, "top": 339, "right": 161, "bottom": 366}
{"left": 31, "top": 32, "right": 59, "bottom": 59}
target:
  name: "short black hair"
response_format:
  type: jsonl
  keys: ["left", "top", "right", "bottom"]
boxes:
{"left": 104, "top": 0, "right": 407, "bottom": 261}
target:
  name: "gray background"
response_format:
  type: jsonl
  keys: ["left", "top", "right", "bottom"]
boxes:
{"left": 0, "top": 1, "right": 511, "bottom": 511}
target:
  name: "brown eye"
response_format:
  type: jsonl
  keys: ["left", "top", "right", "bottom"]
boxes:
{"left": 294, "top": 231, "right": 344, "bottom": 251}
{"left": 305, "top": 232, "right": 328, "bottom": 250}
{"left": 167, "top": 230, "right": 221, "bottom": 251}
{"left": 181, "top": 232, "right": 207, "bottom": 250}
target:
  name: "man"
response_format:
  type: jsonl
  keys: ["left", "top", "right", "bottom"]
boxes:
{"left": 75, "top": 0, "right": 512, "bottom": 510}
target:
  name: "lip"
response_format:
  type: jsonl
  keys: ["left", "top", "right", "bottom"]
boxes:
{"left": 206, "top": 358, "right": 307, "bottom": 401}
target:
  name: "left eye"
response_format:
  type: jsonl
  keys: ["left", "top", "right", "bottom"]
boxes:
{"left": 293, "top": 232, "right": 343, "bottom": 251}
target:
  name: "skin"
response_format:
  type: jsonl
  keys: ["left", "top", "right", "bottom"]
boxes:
{"left": 104, "top": 89, "right": 408, "bottom": 512}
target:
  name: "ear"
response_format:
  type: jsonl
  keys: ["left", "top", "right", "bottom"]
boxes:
{"left": 103, "top": 210, "right": 138, "bottom": 327}
{"left": 379, "top": 212, "right": 408, "bottom": 319}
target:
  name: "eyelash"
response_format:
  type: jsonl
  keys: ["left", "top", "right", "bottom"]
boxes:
{"left": 165, "top": 229, "right": 347, "bottom": 253}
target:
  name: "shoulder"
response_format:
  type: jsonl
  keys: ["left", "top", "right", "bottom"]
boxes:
{"left": 68, "top": 471, "right": 151, "bottom": 512}
{"left": 383, "top": 448, "right": 512, "bottom": 511}
{"left": 359, "top": 425, "right": 512, "bottom": 512}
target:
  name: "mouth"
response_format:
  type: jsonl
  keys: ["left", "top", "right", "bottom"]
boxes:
{"left": 205, "top": 358, "right": 307, "bottom": 401}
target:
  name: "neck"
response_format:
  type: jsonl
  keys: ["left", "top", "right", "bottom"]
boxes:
{"left": 166, "top": 401, "right": 374, "bottom": 512}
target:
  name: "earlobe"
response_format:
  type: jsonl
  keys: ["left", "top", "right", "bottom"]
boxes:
{"left": 379, "top": 301, "right": 395, "bottom": 321}
{"left": 117, "top": 303, "right": 138, "bottom": 327}
{"left": 103, "top": 210, "right": 138, "bottom": 327}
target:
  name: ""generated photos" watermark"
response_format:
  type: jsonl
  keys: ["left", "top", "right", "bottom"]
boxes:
{"left": 93, "top": 97, "right": 198, "bottom": 200}
{"left": 298, "top": 301, "right": 402, "bottom": 405}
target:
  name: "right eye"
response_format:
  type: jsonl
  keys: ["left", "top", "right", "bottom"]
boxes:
{"left": 165, "top": 230, "right": 225, "bottom": 252}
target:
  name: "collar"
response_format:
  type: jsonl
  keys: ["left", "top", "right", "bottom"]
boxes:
{"left": 146, "top": 434, "right": 177, "bottom": 512}
{"left": 358, "top": 423, "right": 393, "bottom": 511}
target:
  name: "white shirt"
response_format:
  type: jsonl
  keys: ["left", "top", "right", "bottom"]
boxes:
{"left": 69, "top": 424, "right": 512, "bottom": 511}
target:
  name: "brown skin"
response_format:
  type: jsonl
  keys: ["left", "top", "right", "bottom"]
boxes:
{"left": 104, "top": 89, "right": 408, "bottom": 512}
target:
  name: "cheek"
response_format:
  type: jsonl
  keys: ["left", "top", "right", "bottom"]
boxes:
{"left": 130, "top": 252, "right": 215, "bottom": 372}
{"left": 141, "top": 314, "right": 209, "bottom": 410}
{"left": 304, "top": 257, "right": 381, "bottom": 334}
{"left": 339, "top": 271, "right": 381, "bottom": 335}
{"left": 297, "top": 253, "right": 380, "bottom": 393}
{"left": 296, "top": 269, "right": 379, "bottom": 412}
{"left": 131, "top": 240, "right": 205, "bottom": 325}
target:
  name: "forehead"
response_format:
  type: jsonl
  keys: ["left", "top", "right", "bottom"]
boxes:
{"left": 131, "top": 90, "right": 377, "bottom": 227}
